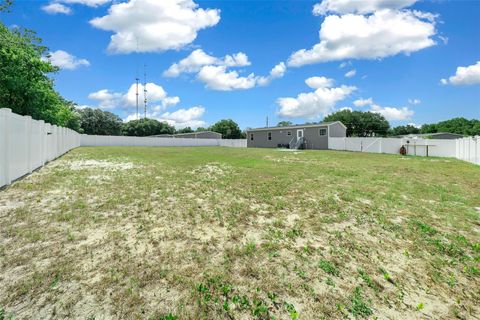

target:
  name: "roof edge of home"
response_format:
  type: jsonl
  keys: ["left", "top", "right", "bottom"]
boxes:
{"left": 246, "top": 121, "right": 346, "bottom": 132}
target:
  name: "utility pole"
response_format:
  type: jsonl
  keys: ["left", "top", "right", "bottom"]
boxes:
{"left": 266, "top": 116, "right": 269, "bottom": 128}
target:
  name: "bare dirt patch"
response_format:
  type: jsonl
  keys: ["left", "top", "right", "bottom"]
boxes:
{"left": 0, "top": 147, "right": 479, "bottom": 320}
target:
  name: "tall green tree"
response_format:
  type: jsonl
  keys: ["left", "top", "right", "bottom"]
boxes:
{"left": 277, "top": 121, "right": 293, "bottom": 127}
{"left": 78, "top": 108, "right": 123, "bottom": 136}
{"left": 177, "top": 127, "right": 194, "bottom": 134}
{"left": 421, "top": 118, "right": 479, "bottom": 136}
{"left": 389, "top": 125, "right": 421, "bottom": 136}
{"left": 209, "top": 119, "right": 242, "bottom": 139}
{"left": 122, "top": 118, "right": 175, "bottom": 137}
{"left": 0, "top": 2, "right": 80, "bottom": 130}
{"left": 324, "top": 110, "right": 390, "bottom": 137}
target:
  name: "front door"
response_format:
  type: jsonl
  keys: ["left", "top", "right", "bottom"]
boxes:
{"left": 297, "top": 129, "right": 304, "bottom": 140}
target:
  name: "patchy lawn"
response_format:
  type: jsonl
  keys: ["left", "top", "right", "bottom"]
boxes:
{"left": 0, "top": 147, "right": 479, "bottom": 319}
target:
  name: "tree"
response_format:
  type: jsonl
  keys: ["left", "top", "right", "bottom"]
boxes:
{"left": 324, "top": 110, "right": 390, "bottom": 137}
{"left": 122, "top": 118, "right": 175, "bottom": 137}
{"left": 177, "top": 127, "right": 194, "bottom": 134}
{"left": 421, "top": 118, "right": 479, "bottom": 136}
{"left": 0, "top": 0, "right": 13, "bottom": 12}
{"left": 420, "top": 123, "right": 437, "bottom": 134}
{"left": 277, "top": 121, "right": 293, "bottom": 127}
{"left": 78, "top": 107, "right": 123, "bottom": 136}
{"left": 209, "top": 119, "right": 242, "bottom": 139}
{"left": 0, "top": 5, "right": 80, "bottom": 130}
{"left": 389, "top": 125, "right": 420, "bottom": 136}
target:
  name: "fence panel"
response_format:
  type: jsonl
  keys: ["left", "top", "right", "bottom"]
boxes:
{"left": 456, "top": 137, "right": 479, "bottom": 165}
{"left": 328, "top": 137, "right": 465, "bottom": 160}
{"left": 0, "top": 108, "right": 81, "bottom": 188}
{"left": 80, "top": 135, "right": 247, "bottom": 148}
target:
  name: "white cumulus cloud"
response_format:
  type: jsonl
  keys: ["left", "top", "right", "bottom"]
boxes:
{"left": 163, "top": 49, "right": 250, "bottom": 77}
{"left": 166, "top": 50, "right": 286, "bottom": 90}
{"left": 441, "top": 61, "right": 480, "bottom": 86}
{"left": 197, "top": 66, "right": 257, "bottom": 91}
{"left": 345, "top": 69, "right": 356, "bottom": 78}
{"left": 44, "top": 50, "right": 90, "bottom": 70}
{"left": 313, "top": 0, "right": 418, "bottom": 15}
{"left": 159, "top": 106, "right": 206, "bottom": 129}
{"left": 60, "top": 0, "right": 111, "bottom": 6}
{"left": 353, "top": 98, "right": 373, "bottom": 107}
{"left": 90, "top": 0, "right": 221, "bottom": 54}
{"left": 277, "top": 77, "right": 356, "bottom": 119}
{"left": 88, "top": 82, "right": 180, "bottom": 111}
{"left": 288, "top": 9, "right": 437, "bottom": 67}
{"left": 352, "top": 97, "right": 414, "bottom": 121}
{"left": 42, "top": 0, "right": 110, "bottom": 15}
{"left": 305, "top": 76, "right": 334, "bottom": 89}
{"left": 124, "top": 106, "right": 206, "bottom": 129}
{"left": 42, "top": 3, "right": 72, "bottom": 14}
{"left": 370, "top": 104, "right": 414, "bottom": 121}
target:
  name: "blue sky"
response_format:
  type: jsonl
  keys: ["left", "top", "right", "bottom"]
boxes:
{"left": 2, "top": 0, "right": 479, "bottom": 129}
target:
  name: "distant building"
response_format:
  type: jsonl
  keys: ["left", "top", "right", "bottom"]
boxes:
{"left": 150, "top": 131, "right": 222, "bottom": 139}
{"left": 246, "top": 121, "right": 346, "bottom": 150}
{"left": 400, "top": 132, "right": 464, "bottom": 140}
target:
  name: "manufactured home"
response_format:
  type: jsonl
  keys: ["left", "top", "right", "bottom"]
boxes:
{"left": 246, "top": 121, "right": 346, "bottom": 150}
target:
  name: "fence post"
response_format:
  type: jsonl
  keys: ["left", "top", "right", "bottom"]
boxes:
{"left": 476, "top": 138, "right": 479, "bottom": 165}
{"left": 1, "top": 108, "right": 12, "bottom": 186}
{"left": 379, "top": 138, "right": 383, "bottom": 153}
{"left": 25, "top": 116, "right": 33, "bottom": 173}
{"left": 39, "top": 120, "right": 46, "bottom": 166}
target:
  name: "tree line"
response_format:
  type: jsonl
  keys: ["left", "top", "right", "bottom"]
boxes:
{"left": 78, "top": 108, "right": 244, "bottom": 139}
{"left": 320, "top": 110, "right": 479, "bottom": 137}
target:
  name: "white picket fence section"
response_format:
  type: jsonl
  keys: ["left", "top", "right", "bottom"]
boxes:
{"left": 0, "top": 108, "right": 81, "bottom": 187}
{"left": 456, "top": 137, "right": 480, "bottom": 165}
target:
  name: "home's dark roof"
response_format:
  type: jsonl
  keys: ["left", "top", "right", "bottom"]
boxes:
{"left": 401, "top": 132, "right": 464, "bottom": 138}
{"left": 246, "top": 121, "right": 345, "bottom": 132}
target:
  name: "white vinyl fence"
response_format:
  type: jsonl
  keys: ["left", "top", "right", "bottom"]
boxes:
{"left": 0, "top": 108, "right": 81, "bottom": 187}
{"left": 81, "top": 134, "right": 219, "bottom": 147}
{"left": 0, "top": 109, "right": 248, "bottom": 187}
{"left": 456, "top": 137, "right": 480, "bottom": 165}
{"left": 80, "top": 135, "right": 247, "bottom": 148}
{"left": 328, "top": 137, "right": 471, "bottom": 160}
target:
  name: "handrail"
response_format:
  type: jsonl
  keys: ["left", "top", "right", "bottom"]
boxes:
{"left": 289, "top": 137, "right": 295, "bottom": 149}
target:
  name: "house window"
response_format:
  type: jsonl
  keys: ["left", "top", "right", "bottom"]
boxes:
{"left": 268, "top": 132, "right": 272, "bottom": 140}
{"left": 287, "top": 131, "right": 292, "bottom": 136}
{"left": 250, "top": 133, "right": 254, "bottom": 141}
{"left": 319, "top": 128, "right": 327, "bottom": 136}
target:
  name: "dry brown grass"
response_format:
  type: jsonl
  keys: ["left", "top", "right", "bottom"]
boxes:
{"left": 0, "top": 147, "right": 479, "bottom": 319}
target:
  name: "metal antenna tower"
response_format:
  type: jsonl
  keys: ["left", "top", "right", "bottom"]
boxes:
{"left": 135, "top": 76, "right": 139, "bottom": 120}
{"left": 143, "top": 64, "right": 147, "bottom": 119}
{"left": 135, "top": 38, "right": 140, "bottom": 120}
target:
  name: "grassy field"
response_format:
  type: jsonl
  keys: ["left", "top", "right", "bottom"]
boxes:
{"left": 0, "top": 147, "right": 479, "bottom": 320}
